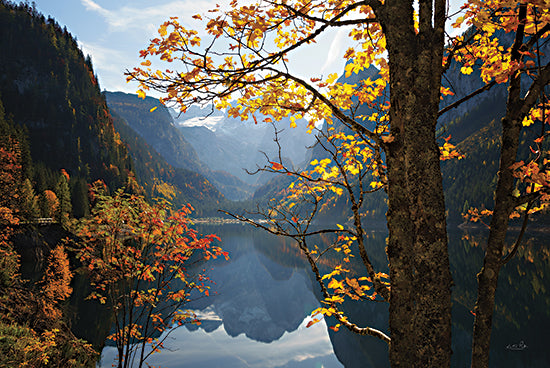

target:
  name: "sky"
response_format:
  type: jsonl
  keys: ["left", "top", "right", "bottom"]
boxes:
{"left": 29, "top": 0, "right": 465, "bottom": 98}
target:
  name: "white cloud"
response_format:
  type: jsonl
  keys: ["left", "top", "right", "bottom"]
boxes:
{"left": 80, "top": 0, "right": 226, "bottom": 32}
{"left": 81, "top": 0, "right": 110, "bottom": 18}
{"left": 79, "top": 41, "right": 129, "bottom": 72}
{"left": 321, "top": 27, "right": 350, "bottom": 74}
{"left": 78, "top": 40, "right": 140, "bottom": 93}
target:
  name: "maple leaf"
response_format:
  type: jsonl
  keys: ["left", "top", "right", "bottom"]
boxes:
{"left": 270, "top": 161, "right": 284, "bottom": 170}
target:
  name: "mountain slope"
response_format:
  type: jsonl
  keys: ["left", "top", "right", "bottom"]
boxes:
{"left": 252, "top": 51, "right": 544, "bottom": 223}
{"left": 105, "top": 91, "right": 204, "bottom": 173}
{"left": 0, "top": 2, "right": 225, "bottom": 216}
{"left": 0, "top": 1, "right": 132, "bottom": 196}
{"left": 110, "top": 112, "right": 224, "bottom": 215}
{"left": 106, "top": 91, "right": 256, "bottom": 201}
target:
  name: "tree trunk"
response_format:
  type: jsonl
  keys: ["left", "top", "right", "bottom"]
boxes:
{"left": 471, "top": 5, "right": 528, "bottom": 366}
{"left": 378, "top": 1, "right": 453, "bottom": 366}
{"left": 470, "top": 72, "right": 524, "bottom": 368}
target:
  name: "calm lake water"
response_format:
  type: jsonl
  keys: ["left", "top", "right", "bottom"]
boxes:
{"left": 88, "top": 223, "right": 549, "bottom": 368}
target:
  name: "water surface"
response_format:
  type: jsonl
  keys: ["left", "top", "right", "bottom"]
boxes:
{"left": 92, "top": 224, "right": 550, "bottom": 367}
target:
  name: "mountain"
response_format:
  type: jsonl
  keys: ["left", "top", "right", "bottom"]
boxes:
{"left": 105, "top": 91, "right": 204, "bottom": 173}
{"left": 176, "top": 107, "right": 318, "bottom": 186}
{"left": 0, "top": 1, "right": 133, "bottom": 218}
{"left": 0, "top": 1, "right": 224, "bottom": 217}
{"left": 438, "top": 29, "right": 549, "bottom": 222}
{"left": 105, "top": 91, "right": 254, "bottom": 201}
{"left": 110, "top": 112, "right": 224, "bottom": 215}
{"left": 251, "top": 43, "right": 546, "bottom": 224}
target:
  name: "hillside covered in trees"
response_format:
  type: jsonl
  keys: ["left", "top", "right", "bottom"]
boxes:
{"left": 105, "top": 91, "right": 251, "bottom": 201}
{"left": 0, "top": 0, "right": 225, "bottom": 219}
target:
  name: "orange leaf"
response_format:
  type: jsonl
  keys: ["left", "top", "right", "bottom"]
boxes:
{"left": 306, "top": 318, "right": 320, "bottom": 328}
{"left": 270, "top": 161, "right": 284, "bottom": 170}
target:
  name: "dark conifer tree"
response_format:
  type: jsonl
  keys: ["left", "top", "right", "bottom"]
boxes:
{"left": 54, "top": 172, "right": 71, "bottom": 226}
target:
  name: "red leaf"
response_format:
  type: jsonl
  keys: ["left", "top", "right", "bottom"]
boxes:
{"left": 306, "top": 318, "right": 319, "bottom": 328}
{"left": 329, "top": 324, "right": 340, "bottom": 332}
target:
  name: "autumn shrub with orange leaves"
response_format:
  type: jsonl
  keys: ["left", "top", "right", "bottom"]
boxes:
{"left": 38, "top": 245, "right": 73, "bottom": 321}
{"left": 75, "top": 189, "right": 227, "bottom": 368}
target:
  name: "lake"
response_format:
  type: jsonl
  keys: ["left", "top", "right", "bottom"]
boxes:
{"left": 88, "top": 223, "right": 549, "bottom": 367}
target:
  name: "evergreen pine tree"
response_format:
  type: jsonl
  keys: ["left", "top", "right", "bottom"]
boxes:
{"left": 54, "top": 172, "right": 71, "bottom": 225}
{"left": 70, "top": 177, "right": 89, "bottom": 218}
{"left": 19, "top": 178, "right": 39, "bottom": 220}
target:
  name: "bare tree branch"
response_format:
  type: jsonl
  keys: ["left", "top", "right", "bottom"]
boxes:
{"left": 438, "top": 81, "right": 496, "bottom": 117}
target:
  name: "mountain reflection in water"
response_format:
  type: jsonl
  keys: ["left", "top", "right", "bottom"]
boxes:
{"left": 99, "top": 224, "right": 344, "bottom": 368}
{"left": 100, "top": 317, "right": 341, "bottom": 368}
{"left": 96, "top": 224, "right": 550, "bottom": 368}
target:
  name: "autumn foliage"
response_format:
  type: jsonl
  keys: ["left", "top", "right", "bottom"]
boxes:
{"left": 76, "top": 189, "right": 226, "bottom": 368}
{"left": 39, "top": 245, "right": 73, "bottom": 320}
{"left": 0, "top": 126, "right": 96, "bottom": 367}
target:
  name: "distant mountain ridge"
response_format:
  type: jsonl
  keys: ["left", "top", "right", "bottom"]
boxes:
{"left": 176, "top": 107, "right": 317, "bottom": 187}
{"left": 105, "top": 91, "right": 255, "bottom": 201}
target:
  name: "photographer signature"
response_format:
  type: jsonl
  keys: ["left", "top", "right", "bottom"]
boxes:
{"left": 506, "top": 340, "right": 528, "bottom": 351}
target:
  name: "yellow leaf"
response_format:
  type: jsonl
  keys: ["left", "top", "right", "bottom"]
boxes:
{"left": 137, "top": 90, "right": 146, "bottom": 99}
{"left": 460, "top": 66, "right": 473, "bottom": 75}
{"left": 150, "top": 106, "right": 158, "bottom": 112}
{"left": 328, "top": 279, "right": 344, "bottom": 289}
{"left": 290, "top": 117, "right": 297, "bottom": 128}
{"left": 327, "top": 73, "right": 338, "bottom": 84}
